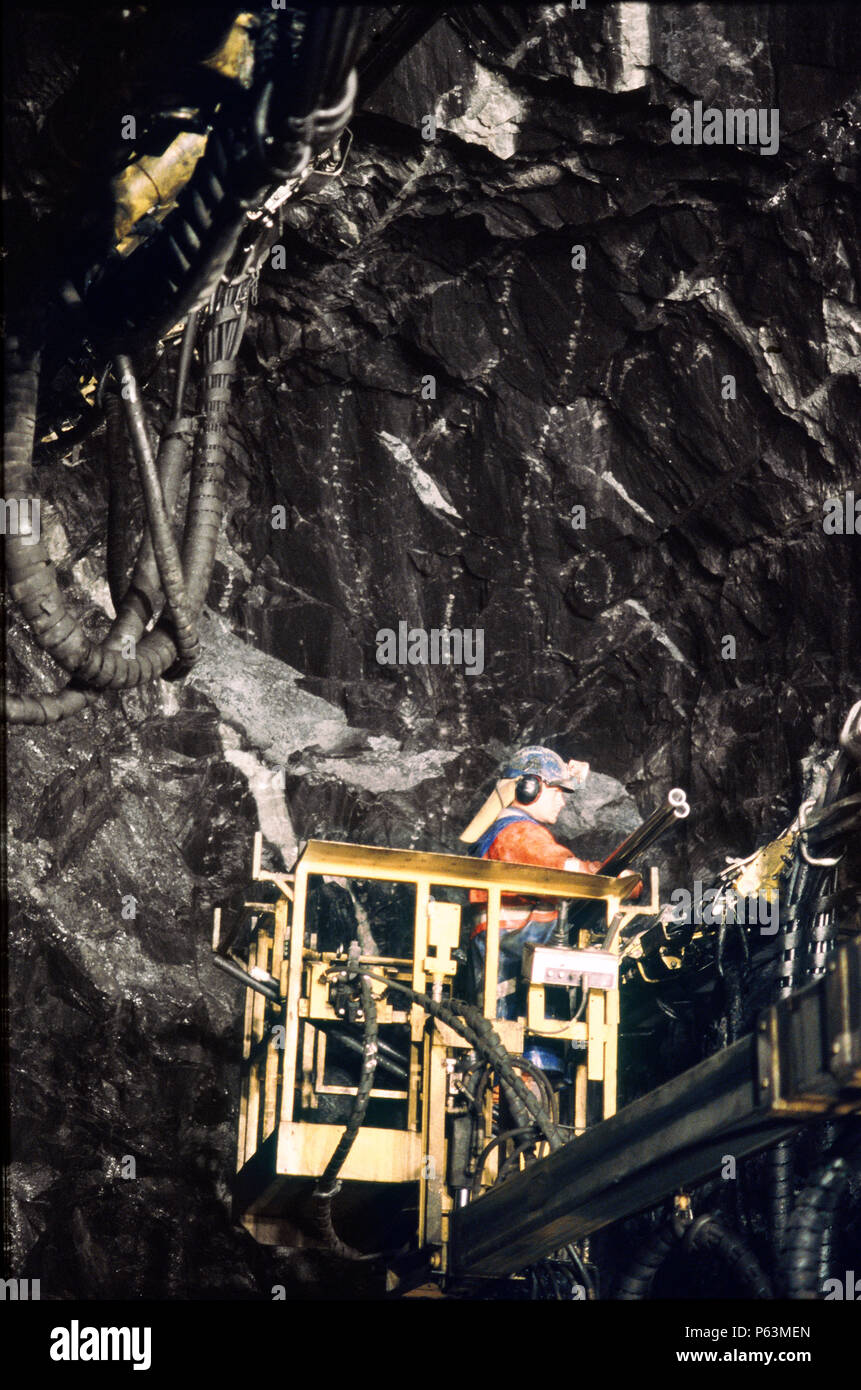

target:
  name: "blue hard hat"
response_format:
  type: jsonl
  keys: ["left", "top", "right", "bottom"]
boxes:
{"left": 502, "top": 745, "right": 579, "bottom": 791}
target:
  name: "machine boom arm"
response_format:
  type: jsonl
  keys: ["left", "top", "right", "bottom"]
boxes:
{"left": 451, "top": 937, "right": 860, "bottom": 1276}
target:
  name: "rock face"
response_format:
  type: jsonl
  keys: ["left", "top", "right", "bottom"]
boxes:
{"left": 4, "top": 5, "right": 860, "bottom": 1297}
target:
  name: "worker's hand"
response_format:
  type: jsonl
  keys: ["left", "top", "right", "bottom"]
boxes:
{"left": 567, "top": 759, "right": 590, "bottom": 786}
{"left": 619, "top": 869, "right": 643, "bottom": 900}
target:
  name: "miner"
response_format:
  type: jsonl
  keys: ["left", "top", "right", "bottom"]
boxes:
{"left": 459, "top": 745, "right": 602, "bottom": 1024}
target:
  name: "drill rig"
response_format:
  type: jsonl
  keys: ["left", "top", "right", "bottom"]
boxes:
{"left": 211, "top": 733, "right": 861, "bottom": 1296}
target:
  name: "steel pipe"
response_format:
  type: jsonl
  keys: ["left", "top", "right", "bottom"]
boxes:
{"left": 598, "top": 789, "right": 690, "bottom": 876}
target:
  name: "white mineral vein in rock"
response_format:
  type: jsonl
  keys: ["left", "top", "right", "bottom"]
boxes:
{"left": 441, "top": 63, "right": 526, "bottom": 160}
{"left": 221, "top": 742, "right": 298, "bottom": 863}
{"left": 187, "top": 610, "right": 349, "bottom": 761}
{"left": 624, "top": 599, "right": 696, "bottom": 673}
{"left": 615, "top": 2, "right": 651, "bottom": 91}
{"left": 303, "top": 746, "right": 462, "bottom": 794}
{"left": 600, "top": 470, "right": 655, "bottom": 523}
{"left": 377, "top": 431, "right": 462, "bottom": 521}
{"left": 823, "top": 297, "right": 861, "bottom": 375}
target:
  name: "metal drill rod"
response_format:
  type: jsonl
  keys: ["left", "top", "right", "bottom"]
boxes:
{"left": 314, "top": 1021, "right": 409, "bottom": 1084}
{"left": 565, "top": 790, "right": 690, "bottom": 939}
{"left": 597, "top": 788, "right": 690, "bottom": 876}
{"left": 211, "top": 953, "right": 281, "bottom": 1003}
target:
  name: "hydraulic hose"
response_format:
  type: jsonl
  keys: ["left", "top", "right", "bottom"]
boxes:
{"left": 768, "top": 1137, "right": 796, "bottom": 1265}
{"left": 3, "top": 331, "right": 92, "bottom": 677}
{"left": 6, "top": 274, "right": 249, "bottom": 720}
{"left": 1, "top": 328, "right": 101, "bottom": 722}
{"left": 618, "top": 1214, "right": 773, "bottom": 1298}
{"left": 105, "top": 311, "right": 200, "bottom": 646}
{"left": 6, "top": 11, "right": 378, "bottom": 722}
{"left": 3, "top": 323, "right": 174, "bottom": 715}
{"left": 617, "top": 1220, "right": 679, "bottom": 1299}
{"left": 686, "top": 1215, "right": 774, "bottom": 1298}
{"left": 105, "top": 390, "right": 142, "bottom": 613}
{"left": 179, "top": 280, "right": 247, "bottom": 618}
{"left": 3, "top": 374, "right": 183, "bottom": 715}
{"left": 340, "top": 968, "right": 565, "bottom": 1152}
{"left": 509, "top": 1054, "right": 558, "bottom": 1125}
{"left": 114, "top": 353, "right": 200, "bottom": 667}
{"left": 781, "top": 1155, "right": 854, "bottom": 1298}
{"left": 310, "top": 968, "right": 378, "bottom": 1261}
{"left": 471, "top": 1128, "right": 538, "bottom": 1195}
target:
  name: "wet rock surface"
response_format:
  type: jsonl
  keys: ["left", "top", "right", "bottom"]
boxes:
{"left": 4, "top": 5, "right": 860, "bottom": 1297}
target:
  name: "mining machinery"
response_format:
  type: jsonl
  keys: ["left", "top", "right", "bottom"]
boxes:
{"left": 212, "top": 704, "right": 861, "bottom": 1298}
{"left": 3, "top": 5, "right": 447, "bottom": 725}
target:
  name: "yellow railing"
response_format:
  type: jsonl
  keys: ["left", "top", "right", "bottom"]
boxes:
{"left": 225, "top": 834, "right": 658, "bottom": 1252}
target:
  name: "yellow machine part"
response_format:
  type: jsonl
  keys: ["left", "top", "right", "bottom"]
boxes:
{"left": 111, "top": 12, "right": 257, "bottom": 251}
{"left": 221, "top": 835, "right": 659, "bottom": 1267}
{"left": 730, "top": 829, "right": 796, "bottom": 900}
{"left": 113, "top": 132, "right": 208, "bottom": 248}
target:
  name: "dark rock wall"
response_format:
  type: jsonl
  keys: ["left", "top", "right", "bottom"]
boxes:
{"left": 5, "top": 4, "right": 860, "bottom": 1297}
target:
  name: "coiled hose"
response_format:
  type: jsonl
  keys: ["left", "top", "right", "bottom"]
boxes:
{"left": 618, "top": 1214, "right": 773, "bottom": 1299}
{"left": 339, "top": 968, "right": 564, "bottom": 1152}
{"left": 5, "top": 10, "right": 362, "bottom": 722}
{"left": 4, "top": 280, "right": 250, "bottom": 721}
{"left": 308, "top": 961, "right": 563, "bottom": 1261}
{"left": 781, "top": 1154, "right": 856, "bottom": 1298}
{"left": 310, "top": 968, "right": 378, "bottom": 1261}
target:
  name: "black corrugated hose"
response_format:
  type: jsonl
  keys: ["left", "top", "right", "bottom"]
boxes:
{"left": 618, "top": 1214, "right": 773, "bottom": 1298}
{"left": 781, "top": 1150, "right": 859, "bottom": 1298}
{"left": 310, "top": 962, "right": 378, "bottom": 1260}
{"left": 617, "top": 1220, "right": 680, "bottom": 1299}
{"left": 342, "top": 968, "right": 564, "bottom": 1151}
{"left": 3, "top": 280, "right": 250, "bottom": 721}
{"left": 309, "top": 961, "right": 564, "bottom": 1261}
{"left": 768, "top": 1137, "right": 796, "bottom": 1266}
{"left": 5, "top": 9, "right": 363, "bottom": 722}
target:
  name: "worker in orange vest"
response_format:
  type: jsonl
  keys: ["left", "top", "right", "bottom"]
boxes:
{"left": 459, "top": 746, "right": 601, "bottom": 1026}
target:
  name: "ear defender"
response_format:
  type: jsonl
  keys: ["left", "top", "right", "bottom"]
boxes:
{"left": 515, "top": 774, "right": 543, "bottom": 805}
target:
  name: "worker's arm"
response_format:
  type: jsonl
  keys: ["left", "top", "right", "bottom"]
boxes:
{"left": 565, "top": 858, "right": 643, "bottom": 898}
